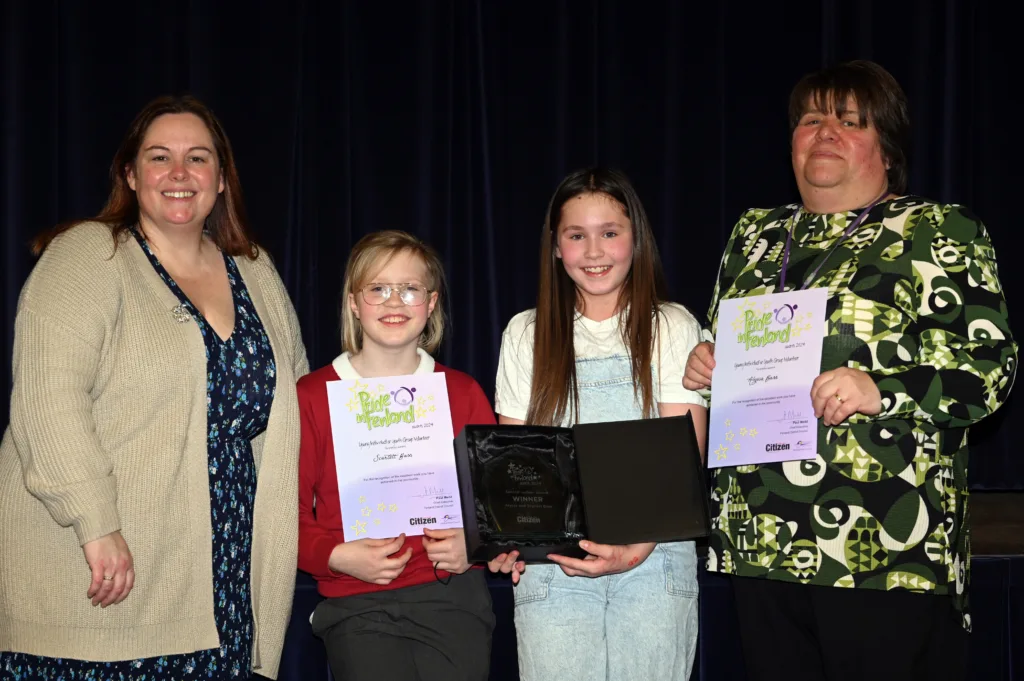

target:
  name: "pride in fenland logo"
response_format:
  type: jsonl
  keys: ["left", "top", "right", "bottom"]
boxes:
{"left": 737, "top": 303, "right": 798, "bottom": 351}
{"left": 355, "top": 386, "right": 417, "bottom": 430}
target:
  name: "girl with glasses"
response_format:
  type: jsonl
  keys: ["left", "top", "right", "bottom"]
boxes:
{"left": 297, "top": 230, "right": 496, "bottom": 681}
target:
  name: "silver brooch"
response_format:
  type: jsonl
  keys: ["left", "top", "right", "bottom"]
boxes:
{"left": 172, "top": 304, "right": 193, "bottom": 323}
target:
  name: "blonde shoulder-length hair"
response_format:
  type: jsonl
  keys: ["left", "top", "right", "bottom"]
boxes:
{"left": 341, "top": 230, "right": 448, "bottom": 355}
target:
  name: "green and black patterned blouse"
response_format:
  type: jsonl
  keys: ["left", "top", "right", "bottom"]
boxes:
{"left": 703, "top": 196, "right": 1017, "bottom": 629}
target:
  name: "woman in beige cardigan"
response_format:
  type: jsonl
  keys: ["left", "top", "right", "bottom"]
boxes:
{"left": 0, "top": 95, "right": 307, "bottom": 680}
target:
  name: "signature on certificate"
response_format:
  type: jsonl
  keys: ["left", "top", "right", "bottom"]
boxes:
{"left": 414, "top": 485, "right": 447, "bottom": 498}
{"left": 769, "top": 409, "right": 803, "bottom": 423}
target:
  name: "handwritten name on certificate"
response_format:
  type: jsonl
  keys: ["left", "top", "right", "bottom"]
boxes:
{"left": 326, "top": 372, "right": 462, "bottom": 541}
{"left": 708, "top": 288, "right": 827, "bottom": 469}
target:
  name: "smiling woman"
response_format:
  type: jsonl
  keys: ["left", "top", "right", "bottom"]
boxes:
{"left": 128, "top": 113, "right": 225, "bottom": 232}
{"left": 32, "top": 96, "right": 253, "bottom": 258}
{"left": 683, "top": 60, "right": 1017, "bottom": 681}
{"left": 0, "top": 95, "right": 308, "bottom": 680}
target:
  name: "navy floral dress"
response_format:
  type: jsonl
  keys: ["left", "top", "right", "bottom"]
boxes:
{"left": 0, "top": 233, "right": 277, "bottom": 680}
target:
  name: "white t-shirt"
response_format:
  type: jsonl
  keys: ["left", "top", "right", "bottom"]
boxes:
{"left": 494, "top": 302, "right": 708, "bottom": 421}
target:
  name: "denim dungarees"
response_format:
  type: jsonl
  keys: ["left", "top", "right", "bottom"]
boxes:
{"left": 512, "top": 353, "right": 699, "bottom": 681}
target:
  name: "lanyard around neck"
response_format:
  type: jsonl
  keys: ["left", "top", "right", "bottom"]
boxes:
{"left": 777, "top": 193, "right": 887, "bottom": 291}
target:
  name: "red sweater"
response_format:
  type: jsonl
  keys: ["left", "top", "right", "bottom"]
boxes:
{"left": 297, "top": 358, "right": 496, "bottom": 598}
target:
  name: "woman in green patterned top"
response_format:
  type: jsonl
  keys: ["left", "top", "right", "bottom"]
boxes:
{"left": 684, "top": 60, "right": 1016, "bottom": 681}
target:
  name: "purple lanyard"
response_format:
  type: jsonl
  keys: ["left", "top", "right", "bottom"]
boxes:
{"left": 777, "top": 195, "right": 886, "bottom": 291}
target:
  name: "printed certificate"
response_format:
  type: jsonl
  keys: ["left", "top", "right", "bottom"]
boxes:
{"left": 326, "top": 372, "right": 462, "bottom": 540}
{"left": 708, "top": 288, "right": 827, "bottom": 468}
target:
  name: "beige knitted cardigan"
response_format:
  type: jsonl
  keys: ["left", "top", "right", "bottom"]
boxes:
{"left": 0, "top": 222, "right": 308, "bottom": 679}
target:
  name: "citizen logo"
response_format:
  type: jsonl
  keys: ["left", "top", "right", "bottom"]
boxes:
{"left": 765, "top": 443, "right": 791, "bottom": 452}
{"left": 516, "top": 515, "right": 541, "bottom": 524}
{"left": 409, "top": 517, "right": 437, "bottom": 526}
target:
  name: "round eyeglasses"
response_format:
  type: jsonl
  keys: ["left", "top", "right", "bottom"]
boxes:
{"left": 359, "top": 283, "right": 431, "bottom": 306}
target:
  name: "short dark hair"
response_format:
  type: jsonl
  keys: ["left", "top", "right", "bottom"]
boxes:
{"left": 788, "top": 60, "right": 910, "bottom": 193}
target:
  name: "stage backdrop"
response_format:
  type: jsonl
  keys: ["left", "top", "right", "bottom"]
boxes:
{"left": 2, "top": 0, "right": 1020, "bottom": 489}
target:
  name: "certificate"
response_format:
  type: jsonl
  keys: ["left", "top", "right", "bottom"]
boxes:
{"left": 708, "top": 288, "right": 828, "bottom": 468}
{"left": 326, "top": 372, "right": 461, "bottom": 541}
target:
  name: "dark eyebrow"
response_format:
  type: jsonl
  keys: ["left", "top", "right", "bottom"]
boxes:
{"left": 560, "top": 221, "right": 624, "bottom": 231}
{"left": 800, "top": 108, "right": 861, "bottom": 117}
{"left": 142, "top": 145, "right": 214, "bottom": 154}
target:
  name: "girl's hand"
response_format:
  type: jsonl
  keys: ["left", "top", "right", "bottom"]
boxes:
{"left": 487, "top": 550, "right": 526, "bottom": 585}
{"left": 422, "top": 527, "right": 472, "bottom": 574}
{"left": 327, "top": 534, "right": 413, "bottom": 585}
{"left": 683, "top": 342, "right": 715, "bottom": 390}
{"left": 547, "top": 541, "right": 656, "bottom": 577}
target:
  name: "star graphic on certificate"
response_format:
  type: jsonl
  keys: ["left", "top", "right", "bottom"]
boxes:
{"left": 714, "top": 444, "right": 729, "bottom": 460}
{"left": 348, "top": 379, "right": 369, "bottom": 396}
{"left": 346, "top": 395, "right": 360, "bottom": 412}
{"left": 377, "top": 502, "right": 387, "bottom": 512}
{"left": 739, "top": 427, "right": 748, "bottom": 437}
{"left": 734, "top": 443, "right": 741, "bottom": 451}
{"left": 725, "top": 430, "right": 735, "bottom": 441}
{"left": 358, "top": 495, "right": 366, "bottom": 503}
{"left": 351, "top": 520, "right": 367, "bottom": 537}
{"left": 361, "top": 506, "right": 371, "bottom": 517}
{"left": 415, "top": 395, "right": 437, "bottom": 419}
{"left": 749, "top": 428, "right": 758, "bottom": 437}
{"left": 373, "top": 519, "right": 381, "bottom": 526}
{"left": 724, "top": 419, "right": 732, "bottom": 427}
{"left": 388, "top": 503, "right": 399, "bottom": 512}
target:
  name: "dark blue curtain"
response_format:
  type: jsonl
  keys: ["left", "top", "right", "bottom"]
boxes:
{"left": 2, "top": 1, "right": 1020, "bottom": 487}
{"left": 2, "top": 2, "right": 1020, "bottom": 680}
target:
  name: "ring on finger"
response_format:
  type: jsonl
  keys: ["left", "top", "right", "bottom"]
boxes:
{"left": 834, "top": 393, "right": 844, "bottom": 404}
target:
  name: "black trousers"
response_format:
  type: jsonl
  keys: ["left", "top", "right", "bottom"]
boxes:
{"left": 311, "top": 569, "right": 495, "bottom": 681}
{"left": 730, "top": 576, "right": 968, "bottom": 681}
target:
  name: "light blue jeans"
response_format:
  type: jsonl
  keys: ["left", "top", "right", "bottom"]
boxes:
{"left": 513, "top": 354, "right": 699, "bottom": 681}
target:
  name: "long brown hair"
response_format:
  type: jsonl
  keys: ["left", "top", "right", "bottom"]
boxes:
{"left": 32, "top": 95, "right": 257, "bottom": 257}
{"left": 526, "top": 167, "right": 668, "bottom": 426}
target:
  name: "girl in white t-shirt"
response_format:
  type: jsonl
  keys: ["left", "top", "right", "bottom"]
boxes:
{"left": 487, "top": 167, "right": 708, "bottom": 681}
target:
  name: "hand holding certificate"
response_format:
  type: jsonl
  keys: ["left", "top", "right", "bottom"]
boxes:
{"left": 326, "top": 372, "right": 462, "bottom": 541}
{"left": 707, "top": 288, "right": 828, "bottom": 468}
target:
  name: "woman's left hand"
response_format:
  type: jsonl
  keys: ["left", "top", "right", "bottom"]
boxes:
{"left": 547, "top": 541, "right": 656, "bottom": 578}
{"left": 811, "top": 367, "right": 882, "bottom": 426}
{"left": 422, "top": 528, "right": 472, "bottom": 574}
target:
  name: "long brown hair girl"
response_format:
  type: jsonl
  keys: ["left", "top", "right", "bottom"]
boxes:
{"left": 526, "top": 167, "right": 669, "bottom": 426}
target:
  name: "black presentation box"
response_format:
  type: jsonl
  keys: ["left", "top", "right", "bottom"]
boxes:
{"left": 452, "top": 414, "right": 711, "bottom": 562}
